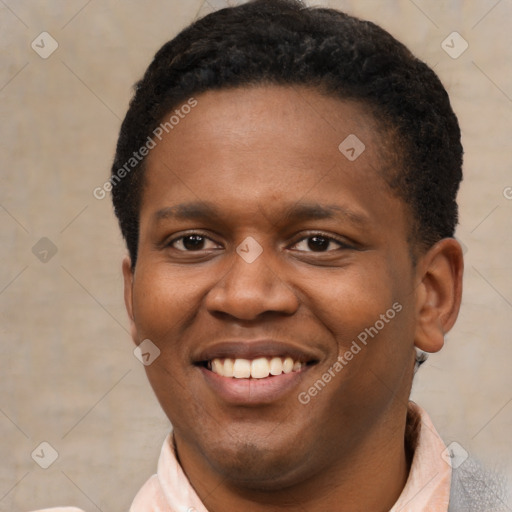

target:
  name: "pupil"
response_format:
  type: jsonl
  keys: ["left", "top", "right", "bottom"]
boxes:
{"left": 308, "top": 236, "right": 328, "bottom": 251}
{"left": 183, "top": 235, "right": 204, "bottom": 250}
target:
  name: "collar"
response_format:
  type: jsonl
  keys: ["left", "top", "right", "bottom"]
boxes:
{"left": 389, "top": 401, "right": 451, "bottom": 511}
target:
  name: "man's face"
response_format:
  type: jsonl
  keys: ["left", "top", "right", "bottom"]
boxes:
{"left": 125, "top": 85, "right": 420, "bottom": 488}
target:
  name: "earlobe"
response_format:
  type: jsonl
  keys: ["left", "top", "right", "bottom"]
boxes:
{"left": 414, "top": 238, "right": 464, "bottom": 353}
{"left": 122, "top": 256, "right": 139, "bottom": 345}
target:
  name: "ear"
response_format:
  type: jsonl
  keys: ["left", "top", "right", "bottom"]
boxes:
{"left": 414, "top": 238, "right": 464, "bottom": 353}
{"left": 122, "top": 256, "right": 139, "bottom": 345}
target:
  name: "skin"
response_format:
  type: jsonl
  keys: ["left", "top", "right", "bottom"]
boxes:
{"left": 123, "top": 85, "right": 463, "bottom": 512}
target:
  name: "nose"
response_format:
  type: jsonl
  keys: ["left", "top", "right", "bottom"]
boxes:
{"left": 205, "top": 242, "right": 299, "bottom": 321}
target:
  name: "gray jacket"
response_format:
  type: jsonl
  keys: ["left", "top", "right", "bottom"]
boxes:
{"left": 448, "top": 457, "right": 510, "bottom": 511}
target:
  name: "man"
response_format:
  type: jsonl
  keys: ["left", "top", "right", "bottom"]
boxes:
{"left": 34, "top": 0, "right": 508, "bottom": 510}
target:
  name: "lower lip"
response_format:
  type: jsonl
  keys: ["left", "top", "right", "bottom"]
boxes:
{"left": 199, "top": 366, "right": 312, "bottom": 405}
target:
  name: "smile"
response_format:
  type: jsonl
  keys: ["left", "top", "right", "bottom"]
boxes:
{"left": 193, "top": 339, "right": 320, "bottom": 404}
{"left": 206, "top": 356, "right": 307, "bottom": 379}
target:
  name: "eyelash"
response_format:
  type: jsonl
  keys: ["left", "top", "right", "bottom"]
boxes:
{"left": 166, "top": 231, "right": 352, "bottom": 253}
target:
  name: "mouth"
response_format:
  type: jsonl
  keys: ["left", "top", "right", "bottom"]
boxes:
{"left": 193, "top": 340, "right": 320, "bottom": 404}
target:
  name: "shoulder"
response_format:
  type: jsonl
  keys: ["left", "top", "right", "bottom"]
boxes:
{"left": 449, "top": 456, "right": 510, "bottom": 511}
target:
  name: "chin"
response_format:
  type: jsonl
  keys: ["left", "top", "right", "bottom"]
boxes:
{"left": 203, "top": 436, "right": 313, "bottom": 491}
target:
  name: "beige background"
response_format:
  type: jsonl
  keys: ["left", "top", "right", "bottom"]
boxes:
{"left": 1, "top": 0, "right": 511, "bottom": 510}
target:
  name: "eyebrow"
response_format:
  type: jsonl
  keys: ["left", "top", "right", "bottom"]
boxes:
{"left": 153, "top": 200, "right": 369, "bottom": 226}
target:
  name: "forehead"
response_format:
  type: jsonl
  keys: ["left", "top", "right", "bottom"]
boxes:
{"left": 140, "top": 85, "right": 408, "bottom": 241}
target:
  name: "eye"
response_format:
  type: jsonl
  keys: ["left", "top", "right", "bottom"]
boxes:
{"left": 291, "top": 233, "right": 350, "bottom": 253}
{"left": 168, "top": 233, "right": 221, "bottom": 251}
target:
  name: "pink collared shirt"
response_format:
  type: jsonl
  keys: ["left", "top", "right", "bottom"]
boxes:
{"left": 33, "top": 402, "right": 451, "bottom": 512}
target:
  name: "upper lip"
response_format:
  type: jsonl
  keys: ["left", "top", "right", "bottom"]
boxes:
{"left": 193, "top": 339, "right": 321, "bottom": 364}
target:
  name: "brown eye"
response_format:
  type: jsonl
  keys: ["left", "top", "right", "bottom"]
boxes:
{"left": 170, "top": 234, "right": 219, "bottom": 251}
{"left": 306, "top": 236, "right": 330, "bottom": 252}
{"left": 292, "top": 234, "right": 346, "bottom": 253}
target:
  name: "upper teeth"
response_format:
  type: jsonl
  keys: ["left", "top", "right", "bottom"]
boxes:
{"left": 209, "top": 357, "right": 304, "bottom": 379}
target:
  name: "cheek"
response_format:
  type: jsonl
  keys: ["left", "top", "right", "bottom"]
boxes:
{"left": 131, "top": 266, "right": 205, "bottom": 421}
{"left": 307, "top": 261, "right": 413, "bottom": 396}
{"left": 132, "top": 265, "right": 200, "bottom": 342}
{"left": 310, "top": 261, "right": 399, "bottom": 344}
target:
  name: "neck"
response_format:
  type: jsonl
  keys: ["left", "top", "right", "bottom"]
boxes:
{"left": 175, "top": 406, "right": 411, "bottom": 512}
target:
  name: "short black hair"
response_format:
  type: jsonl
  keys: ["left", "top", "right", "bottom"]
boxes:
{"left": 111, "top": 0, "right": 463, "bottom": 268}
